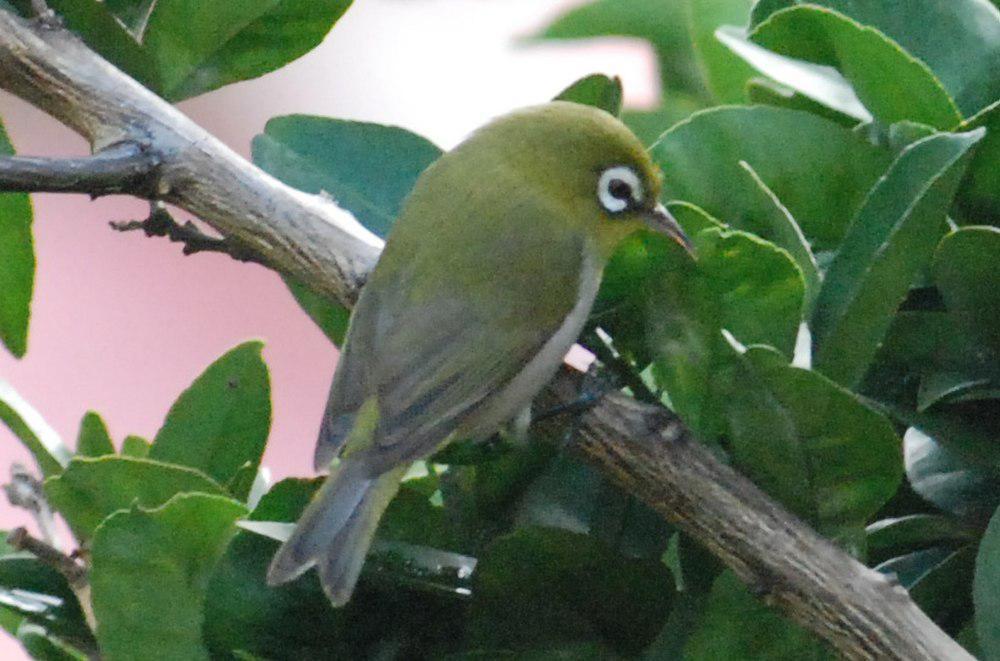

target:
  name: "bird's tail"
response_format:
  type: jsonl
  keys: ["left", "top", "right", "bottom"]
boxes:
{"left": 266, "top": 457, "right": 404, "bottom": 606}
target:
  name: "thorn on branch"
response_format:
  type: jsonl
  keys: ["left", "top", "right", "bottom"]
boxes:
{"left": 110, "top": 203, "right": 269, "bottom": 266}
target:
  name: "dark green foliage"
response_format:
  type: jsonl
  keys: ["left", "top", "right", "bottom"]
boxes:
{"left": 0, "top": 119, "right": 33, "bottom": 358}
{"left": 1, "top": 0, "right": 999, "bottom": 658}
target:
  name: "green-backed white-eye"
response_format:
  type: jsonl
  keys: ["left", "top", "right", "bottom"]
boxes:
{"left": 267, "top": 101, "right": 693, "bottom": 605}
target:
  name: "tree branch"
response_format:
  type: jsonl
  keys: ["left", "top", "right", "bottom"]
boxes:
{"left": 110, "top": 203, "right": 269, "bottom": 265}
{"left": 0, "top": 141, "right": 160, "bottom": 196}
{"left": 0, "top": 10, "right": 971, "bottom": 660}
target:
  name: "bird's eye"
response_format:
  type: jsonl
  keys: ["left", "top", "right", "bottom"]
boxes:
{"left": 598, "top": 165, "right": 643, "bottom": 214}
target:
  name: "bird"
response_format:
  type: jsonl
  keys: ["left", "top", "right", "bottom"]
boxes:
{"left": 266, "top": 101, "right": 694, "bottom": 606}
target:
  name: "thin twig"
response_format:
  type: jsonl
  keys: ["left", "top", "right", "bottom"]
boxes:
{"left": 3, "top": 464, "right": 61, "bottom": 549}
{"left": 110, "top": 203, "right": 269, "bottom": 265}
{"left": 0, "top": 141, "right": 160, "bottom": 196}
{"left": 7, "top": 527, "right": 86, "bottom": 588}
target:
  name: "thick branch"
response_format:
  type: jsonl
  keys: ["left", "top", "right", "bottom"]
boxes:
{"left": 0, "top": 10, "right": 971, "bottom": 660}
{"left": 0, "top": 10, "right": 380, "bottom": 308}
{"left": 0, "top": 141, "right": 160, "bottom": 195}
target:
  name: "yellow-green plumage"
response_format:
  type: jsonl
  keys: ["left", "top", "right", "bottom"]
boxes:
{"left": 267, "top": 101, "right": 691, "bottom": 606}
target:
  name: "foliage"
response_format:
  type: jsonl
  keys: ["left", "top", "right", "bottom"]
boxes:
{"left": 0, "top": 0, "right": 998, "bottom": 658}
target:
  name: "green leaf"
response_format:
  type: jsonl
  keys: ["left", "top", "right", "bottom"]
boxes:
{"left": 468, "top": 527, "right": 674, "bottom": 656}
{"left": 532, "top": 0, "right": 705, "bottom": 97}
{"left": 207, "top": 478, "right": 470, "bottom": 659}
{"left": 737, "top": 160, "right": 820, "bottom": 313}
{"left": 866, "top": 514, "right": 977, "bottom": 565}
{"left": 876, "top": 545, "right": 977, "bottom": 632}
{"left": 24, "top": 0, "right": 159, "bottom": 91}
{"left": 934, "top": 226, "right": 1000, "bottom": 351}
{"left": 0, "top": 120, "right": 34, "bottom": 358}
{"left": 44, "top": 455, "right": 226, "bottom": 539}
{"left": 685, "top": 0, "right": 756, "bottom": 103}
{"left": 812, "top": 130, "right": 984, "bottom": 388}
{"left": 283, "top": 276, "right": 349, "bottom": 346}
{"left": 717, "top": 27, "right": 870, "bottom": 122}
{"left": 685, "top": 570, "right": 830, "bottom": 660}
{"left": 120, "top": 434, "right": 150, "bottom": 458}
{"left": 650, "top": 106, "right": 891, "bottom": 249}
{"left": 903, "top": 427, "right": 1000, "bottom": 521}
{"left": 204, "top": 478, "right": 348, "bottom": 659}
{"left": 957, "top": 101, "right": 1000, "bottom": 224}
{"left": 0, "top": 554, "right": 93, "bottom": 651}
{"left": 75, "top": 411, "right": 114, "bottom": 457}
{"left": 554, "top": 74, "right": 623, "bottom": 116}
{"left": 142, "top": 0, "right": 353, "bottom": 100}
{"left": 724, "top": 345, "right": 901, "bottom": 544}
{"left": 149, "top": 341, "right": 271, "bottom": 489}
{"left": 749, "top": 5, "right": 963, "bottom": 129}
{"left": 253, "top": 115, "right": 441, "bottom": 240}
{"left": 751, "top": 0, "right": 1000, "bottom": 118}
{"left": 0, "top": 379, "right": 70, "bottom": 476}
{"left": 102, "top": 0, "right": 156, "bottom": 36}
{"left": 16, "top": 623, "right": 87, "bottom": 661}
{"left": 643, "top": 227, "right": 804, "bottom": 438}
{"left": 975, "top": 505, "right": 1000, "bottom": 659}
{"left": 90, "top": 493, "right": 247, "bottom": 661}
{"left": 746, "top": 78, "right": 859, "bottom": 127}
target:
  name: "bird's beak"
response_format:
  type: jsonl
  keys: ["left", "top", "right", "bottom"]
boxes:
{"left": 643, "top": 203, "right": 695, "bottom": 258}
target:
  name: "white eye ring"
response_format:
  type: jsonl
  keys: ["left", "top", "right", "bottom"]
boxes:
{"left": 598, "top": 165, "right": 643, "bottom": 214}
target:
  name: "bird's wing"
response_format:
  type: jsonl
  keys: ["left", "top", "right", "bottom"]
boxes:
{"left": 316, "top": 236, "right": 588, "bottom": 473}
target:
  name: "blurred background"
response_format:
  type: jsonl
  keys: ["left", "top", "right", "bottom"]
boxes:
{"left": 0, "top": 0, "right": 657, "bottom": 558}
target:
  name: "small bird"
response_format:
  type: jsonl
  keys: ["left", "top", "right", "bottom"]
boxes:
{"left": 267, "top": 101, "right": 693, "bottom": 605}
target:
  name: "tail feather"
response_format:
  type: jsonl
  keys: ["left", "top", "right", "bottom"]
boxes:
{"left": 317, "top": 468, "right": 403, "bottom": 606}
{"left": 266, "top": 459, "right": 372, "bottom": 586}
{"left": 266, "top": 458, "right": 404, "bottom": 606}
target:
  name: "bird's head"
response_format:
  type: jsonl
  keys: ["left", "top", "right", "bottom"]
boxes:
{"left": 468, "top": 101, "right": 694, "bottom": 260}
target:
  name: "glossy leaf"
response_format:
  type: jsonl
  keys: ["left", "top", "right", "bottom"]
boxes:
{"left": 717, "top": 26, "right": 870, "bottom": 122}
{"left": 957, "top": 101, "right": 1000, "bottom": 224}
{"left": 0, "top": 379, "right": 70, "bottom": 476}
{"left": 812, "top": 130, "right": 984, "bottom": 388}
{"left": 903, "top": 427, "right": 1000, "bottom": 521}
{"left": 866, "top": 514, "right": 976, "bottom": 565}
{"left": 650, "top": 105, "right": 891, "bottom": 248}
{"left": 17, "top": 622, "right": 87, "bottom": 661}
{"left": 686, "top": 0, "right": 756, "bottom": 103}
{"left": 725, "top": 346, "right": 901, "bottom": 544}
{"left": 145, "top": 0, "right": 354, "bottom": 100}
{"left": 17, "top": 0, "right": 159, "bottom": 91}
{"left": 934, "top": 226, "right": 1000, "bottom": 350}
{"left": 468, "top": 527, "right": 674, "bottom": 656}
{"left": 644, "top": 226, "right": 803, "bottom": 438}
{"left": 554, "top": 74, "right": 623, "bottom": 116}
{"left": 253, "top": 115, "right": 441, "bottom": 240}
{"left": 45, "top": 455, "right": 226, "bottom": 539}
{"left": 750, "top": 5, "right": 963, "bottom": 129}
{"left": 738, "top": 159, "right": 821, "bottom": 313}
{"left": 685, "top": 570, "right": 830, "bottom": 660}
{"left": 90, "top": 493, "right": 247, "bottom": 661}
{"left": 0, "top": 120, "right": 34, "bottom": 358}
{"left": 149, "top": 342, "right": 271, "bottom": 492}
{"left": 974, "top": 505, "right": 1000, "bottom": 659}
{"left": 75, "top": 411, "right": 114, "bottom": 458}
{"left": 0, "top": 554, "right": 92, "bottom": 651}
{"left": 750, "top": 0, "right": 1000, "bottom": 117}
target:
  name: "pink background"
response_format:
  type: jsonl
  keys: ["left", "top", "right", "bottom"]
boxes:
{"left": 0, "top": 0, "right": 654, "bottom": 655}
